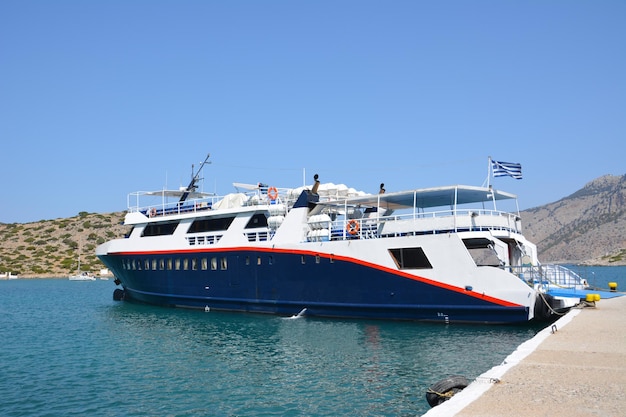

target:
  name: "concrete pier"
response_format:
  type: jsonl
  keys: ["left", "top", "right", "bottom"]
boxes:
{"left": 423, "top": 294, "right": 626, "bottom": 417}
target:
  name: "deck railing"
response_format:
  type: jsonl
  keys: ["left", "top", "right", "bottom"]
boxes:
{"left": 127, "top": 188, "right": 291, "bottom": 218}
{"left": 322, "top": 209, "right": 521, "bottom": 241}
{"left": 509, "top": 264, "right": 587, "bottom": 289}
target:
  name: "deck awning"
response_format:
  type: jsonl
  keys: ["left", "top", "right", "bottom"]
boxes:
{"left": 323, "top": 185, "right": 517, "bottom": 210}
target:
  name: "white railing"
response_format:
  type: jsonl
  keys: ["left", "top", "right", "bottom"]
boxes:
{"left": 127, "top": 187, "right": 292, "bottom": 218}
{"left": 324, "top": 209, "right": 521, "bottom": 241}
{"left": 510, "top": 264, "right": 588, "bottom": 290}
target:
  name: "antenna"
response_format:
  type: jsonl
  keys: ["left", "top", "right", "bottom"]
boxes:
{"left": 179, "top": 153, "right": 211, "bottom": 203}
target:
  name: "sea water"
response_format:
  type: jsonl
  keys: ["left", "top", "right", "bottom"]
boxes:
{"left": 1, "top": 266, "right": 624, "bottom": 417}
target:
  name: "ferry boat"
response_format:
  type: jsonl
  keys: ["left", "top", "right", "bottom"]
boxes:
{"left": 96, "top": 154, "right": 586, "bottom": 324}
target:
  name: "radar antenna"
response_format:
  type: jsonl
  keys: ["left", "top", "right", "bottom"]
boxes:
{"left": 179, "top": 153, "right": 211, "bottom": 203}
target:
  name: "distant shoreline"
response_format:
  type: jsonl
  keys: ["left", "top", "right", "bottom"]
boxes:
{"left": 7, "top": 273, "right": 113, "bottom": 279}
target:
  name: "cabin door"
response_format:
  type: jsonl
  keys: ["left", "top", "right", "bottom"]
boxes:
{"left": 229, "top": 255, "right": 240, "bottom": 287}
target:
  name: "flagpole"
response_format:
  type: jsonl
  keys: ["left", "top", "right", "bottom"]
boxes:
{"left": 486, "top": 156, "right": 492, "bottom": 188}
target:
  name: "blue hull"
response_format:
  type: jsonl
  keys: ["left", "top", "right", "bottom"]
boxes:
{"left": 100, "top": 249, "right": 531, "bottom": 324}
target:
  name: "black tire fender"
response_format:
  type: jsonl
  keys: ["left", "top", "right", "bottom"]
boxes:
{"left": 426, "top": 375, "right": 469, "bottom": 407}
{"left": 113, "top": 288, "right": 125, "bottom": 301}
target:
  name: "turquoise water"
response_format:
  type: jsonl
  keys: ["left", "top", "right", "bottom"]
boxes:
{"left": 568, "top": 264, "right": 626, "bottom": 291}
{"left": 1, "top": 266, "right": 623, "bottom": 417}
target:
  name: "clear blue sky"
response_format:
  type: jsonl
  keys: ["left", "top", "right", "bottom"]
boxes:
{"left": 1, "top": 1, "right": 624, "bottom": 224}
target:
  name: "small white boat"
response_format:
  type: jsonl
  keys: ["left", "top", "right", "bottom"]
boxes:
{"left": 69, "top": 271, "right": 96, "bottom": 281}
{"left": 69, "top": 241, "right": 95, "bottom": 281}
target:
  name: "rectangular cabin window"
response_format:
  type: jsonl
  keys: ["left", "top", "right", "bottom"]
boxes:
{"left": 192, "top": 258, "right": 198, "bottom": 271}
{"left": 145, "top": 259, "right": 150, "bottom": 270}
{"left": 462, "top": 238, "right": 501, "bottom": 267}
{"left": 188, "top": 217, "right": 235, "bottom": 233}
{"left": 167, "top": 259, "right": 172, "bottom": 270}
{"left": 389, "top": 247, "right": 433, "bottom": 269}
{"left": 142, "top": 221, "right": 179, "bottom": 237}
{"left": 159, "top": 259, "right": 165, "bottom": 270}
{"left": 245, "top": 256, "right": 250, "bottom": 266}
{"left": 183, "top": 258, "right": 189, "bottom": 270}
{"left": 245, "top": 213, "right": 268, "bottom": 229}
{"left": 220, "top": 257, "right": 228, "bottom": 270}
{"left": 201, "top": 258, "right": 208, "bottom": 270}
{"left": 175, "top": 259, "right": 180, "bottom": 270}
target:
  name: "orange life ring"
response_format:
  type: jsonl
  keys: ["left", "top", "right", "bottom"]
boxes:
{"left": 346, "top": 219, "right": 360, "bottom": 235}
{"left": 149, "top": 207, "right": 156, "bottom": 217}
{"left": 267, "top": 186, "right": 278, "bottom": 201}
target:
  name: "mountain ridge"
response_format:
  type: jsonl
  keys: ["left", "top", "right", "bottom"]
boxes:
{"left": 521, "top": 174, "right": 626, "bottom": 265}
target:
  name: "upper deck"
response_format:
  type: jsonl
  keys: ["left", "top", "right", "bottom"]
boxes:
{"left": 311, "top": 184, "right": 523, "bottom": 240}
{"left": 123, "top": 183, "right": 523, "bottom": 243}
{"left": 125, "top": 183, "right": 366, "bottom": 221}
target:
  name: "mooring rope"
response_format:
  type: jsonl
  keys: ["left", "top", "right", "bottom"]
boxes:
{"left": 425, "top": 388, "right": 456, "bottom": 398}
{"left": 538, "top": 291, "right": 566, "bottom": 316}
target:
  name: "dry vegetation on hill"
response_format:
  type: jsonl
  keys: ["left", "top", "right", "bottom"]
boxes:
{"left": 0, "top": 211, "right": 128, "bottom": 277}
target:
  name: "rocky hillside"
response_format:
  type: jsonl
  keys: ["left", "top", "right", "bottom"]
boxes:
{"left": 521, "top": 174, "right": 626, "bottom": 265}
{"left": 0, "top": 211, "right": 129, "bottom": 277}
{"left": 1, "top": 174, "right": 625, "bottom": 277}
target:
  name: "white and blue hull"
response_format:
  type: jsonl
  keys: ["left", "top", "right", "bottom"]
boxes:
{"left": 97, "top": 162, "right": 580, "bottom": 324}
{"left": 98, "top": 234, "right": 540, "bottom": 324}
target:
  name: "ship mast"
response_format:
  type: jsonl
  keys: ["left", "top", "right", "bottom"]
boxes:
{"left": 179, "top": 153, "right": 211, "bottom": 203}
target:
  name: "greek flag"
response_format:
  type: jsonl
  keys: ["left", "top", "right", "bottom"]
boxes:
{"left": 492, "top": 160, "right": 522, "bottom": 179}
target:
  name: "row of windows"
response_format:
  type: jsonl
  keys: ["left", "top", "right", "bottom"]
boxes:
{"left": 185, "top": 231, "right": 270, "bottom": 246}
{"left": 121, "top": 257, "right": 229, "bottom": 271}
{"left": 120, "top": 253, "right": 335, "bottom": 272}
{"left": 187, "top": 235, "right": 223, "bottom": 246}
{"left": 119, "top": 247, "right": 432, "bottom": 273}
{"left": 141, "top": 213, "right": 269, "bottom": 238}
